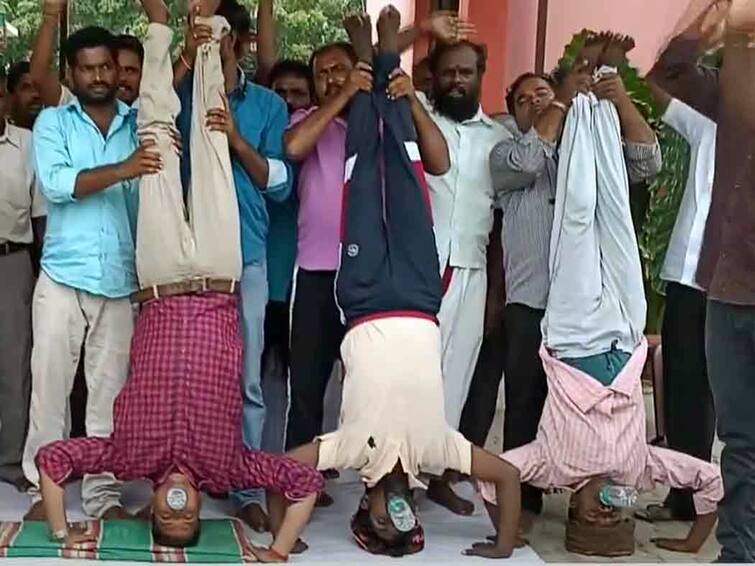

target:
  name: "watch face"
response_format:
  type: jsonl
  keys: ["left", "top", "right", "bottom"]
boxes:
{"left": 166, "top": 487, "right": 188, "bottom": 511}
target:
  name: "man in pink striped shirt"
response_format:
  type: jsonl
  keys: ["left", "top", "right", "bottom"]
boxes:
{"left": 479, "top": 80, "right": 723, "bottom": 556}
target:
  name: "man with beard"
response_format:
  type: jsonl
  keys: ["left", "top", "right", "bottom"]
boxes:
{"left": 416, "top": 40, "right": 509, "bottom": 515}
{"left": 173, "top": 0, "right": 294, "bottom": 534}
{"left": 6, "top": 62, "right": 43, "bottom": 130}
{"left": 488, "top": 35, "right": 661, "bottom": 529}
{"left": 283, "top": 16, "right": 453, "bottom": 510}
{"left": 29, "top": 0, "right": 143, "bottom": 108}
{"left": 0, "top": 69, "right": 46, "bottom": 490}
{"left": 22, "top": 26, "right": 156, "bottom": 521}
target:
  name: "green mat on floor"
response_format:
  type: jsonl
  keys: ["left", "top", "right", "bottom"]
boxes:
{"left": 0, "top": 519, "right": 255, "bottom": 563}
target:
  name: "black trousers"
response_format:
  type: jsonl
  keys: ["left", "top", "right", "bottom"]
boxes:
{"left": 335, "top": 53, "right": 440, "bottom": 322}
{"left": 661, "top": 282, "right": 715, "bottom": 518}
{"left": 459, "top": 319, "right": 506, "bottom": 447}
{"left": 706, "top": 300, "right": 755, "bottom": 563}
{"left": 285, "top": 269, "right": 345, "bottom": 450}
{"left": 503, "top": 303, "right": 548, "bottom": 515}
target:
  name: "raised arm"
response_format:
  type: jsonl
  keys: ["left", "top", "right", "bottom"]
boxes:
{"left": 387, "top": 74, "right": 449, "bottom": 175}
{"left": 720, "top": 0, "right": 755, "bottom": 131}
{"left": 648, "top": 1, "right": 728, "bottom": 119}
{"left": 395, "top": 11, "right": 476, "bottom": 53}
{"left": 30, "top": 0, "right": 66, "bottom": 107}
{"left": 285, "top": 65, "right": 371, "bottom": 162}
{"left": 255, "top": 0, "right": 277, "bottom": 85}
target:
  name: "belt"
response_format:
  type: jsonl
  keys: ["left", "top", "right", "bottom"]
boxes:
{"left": 131, "top": 277, "right": 238, "bottom": 304}
{"left": 0, "top": 241, "right": 32, "bottom": 256}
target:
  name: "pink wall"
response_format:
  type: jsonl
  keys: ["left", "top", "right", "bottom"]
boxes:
{"left": 503, "top": 0, "right": 692, "bottom": 105}
{"left": 544, "top": 0, "right": 692, "bottom": 73}
{"left": 503, "top": 0, "right": 539, "bottom": 106}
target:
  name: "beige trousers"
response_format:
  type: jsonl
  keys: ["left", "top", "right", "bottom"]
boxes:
{"left": 23, "top": 272, "right": 133, "bottom": 516}
{"left": 136, "top": 20, "right": 241, "bottom": 288}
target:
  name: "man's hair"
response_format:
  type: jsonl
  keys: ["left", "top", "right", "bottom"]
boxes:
{"left": 115, "top": 34, "right": 145, "bottom": 65}
{"left": 308, "top": 42, "right": 357, "bottom": 73}
{"left": 151, "top": 516, "right": 201, "bottom": 549}
{"left": 428, "top": 40, "right": 487, "bottom": 76}
{"left": 505, "top": 72, "right": 554, "bottom": 113}
{"left": 7, "top": 61, "right": 31, "bottom": 94}
{"left": 217, "top": 0, "right": 252, "bottom": 36}
{"left": 62, "top": 26, "right": 119, "bottom": 68}
{"left": 350, "top": 496, "right": 424, "bottom": 558}
{"left": 269, "top": 59, "right": 313, "bottom": 92}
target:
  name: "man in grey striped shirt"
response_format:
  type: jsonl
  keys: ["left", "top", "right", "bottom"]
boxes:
{"left": 490, "top": 60, "right": 661, "bottom": 524}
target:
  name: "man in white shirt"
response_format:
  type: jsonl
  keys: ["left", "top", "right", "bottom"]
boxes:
{"left": 638, "top": 81, "right": 717, "bottom": 523}
{"left": 0, "top": 72, "right": 46, "bottom": 488}
{"left": 417, "top": 40, "right": 509, "bottom": 515}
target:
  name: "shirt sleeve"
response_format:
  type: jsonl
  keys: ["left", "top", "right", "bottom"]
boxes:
{"left": 643, "top": 446, "right": 723, "bottom": 515}
{"left": 32, "top": 109, "right": 81, "bottom": 204}
{"left": 489, "top": 125, "right": 555, "bottom": 195}
{"left": 315, "top": 429, "right": 369, "bottom": 473}
{"left": 35, "top": 437, "right": 118, "bottom": 486}
{"left": 26, "top": 137, "right": 47, "bottom": 218}
{"left": 648, "top": 36, "right": 719, "bottom": 121}
{"left": 662, "top": 98, "right": 716, "bottom": 147}
{"left": 624, "top": 139, "right": 663, "bottom": 183}
{"left": 477, "top": 442, "right": 550, "bottom": 505}
{"left": 259, "top": 95, "right": 293, "bottom": 202}
{"left": 234, "top": 448, "right": 324, "bottom": 502}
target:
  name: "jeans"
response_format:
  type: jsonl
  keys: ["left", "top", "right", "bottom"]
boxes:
{"left": 707, "top": 299, "right": 755, "bottom": 562}
{"left": 232, "top": 262, "right": 268, "bottom": 508}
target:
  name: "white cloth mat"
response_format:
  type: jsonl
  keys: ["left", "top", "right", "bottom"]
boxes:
{"left": 0, "top": 473, "right": 543, "bottom": 564}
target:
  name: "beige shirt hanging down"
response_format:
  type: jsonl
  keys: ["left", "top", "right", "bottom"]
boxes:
{"left": 0, "top": 121, "right": 46, "bottom": 244}
{"left": 135, "top": 19, "right": 241, "bottom": 288}
{"left": 316, "top": 317, "right": 473, "bottom": 488}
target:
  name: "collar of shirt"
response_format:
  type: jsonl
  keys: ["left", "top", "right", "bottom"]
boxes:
{"left": 0, "top": 120, "right": 21, "bottom": 148}
{"left": 540, "top": 340, "right": 647, "bottom": 414}
{"left": 66, "top": 97, "right": 135, "bottom": 136}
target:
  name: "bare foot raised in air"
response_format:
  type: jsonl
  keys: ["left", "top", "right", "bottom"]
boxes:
{"left": 377, "top": 4, "right": 401, "bottom": 54}
{"left": 344, "top": 13, "right": 373, "bottom": 64}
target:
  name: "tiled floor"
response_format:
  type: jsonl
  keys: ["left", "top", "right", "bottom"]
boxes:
{"left": 484, "top": 381, "right": 722, "bottom": 563}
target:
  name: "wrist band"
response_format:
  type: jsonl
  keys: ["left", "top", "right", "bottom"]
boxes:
{"left": 180, "top": 53, "right": 193, "bottom": 71}
{"left": 49, "top": 528, "right": 67, "bottom": 543}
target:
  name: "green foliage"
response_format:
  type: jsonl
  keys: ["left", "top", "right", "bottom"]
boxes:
{"left": 1, "top": 0, "right": 363, "bottom": 68}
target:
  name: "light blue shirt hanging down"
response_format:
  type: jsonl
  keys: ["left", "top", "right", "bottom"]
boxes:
{"left": 32, "top": 98, "right": 139, "bottom": 298}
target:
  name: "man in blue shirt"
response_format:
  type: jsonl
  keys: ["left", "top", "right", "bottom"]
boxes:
{"left": 260, "top": 60, "right": 312, "bottom": 459}
{"left": 175, "top": 0, "right": 292, "bottom": 532}
{"left": 24, "top": 26, "right": 161, "bottom": 521}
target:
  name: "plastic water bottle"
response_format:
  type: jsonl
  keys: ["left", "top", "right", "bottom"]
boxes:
{"left": 387, "top": 496, "right": 417, "bottom": 533}
{"left": 599, "top": 485, "right": 639, "bottom": 508}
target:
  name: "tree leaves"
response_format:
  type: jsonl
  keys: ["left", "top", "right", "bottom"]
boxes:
{"left": 1, "top": 0, "right": 363, "bottom": 67}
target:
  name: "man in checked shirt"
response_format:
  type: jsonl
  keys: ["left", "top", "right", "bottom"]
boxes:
{"left": 479, "top": 81, "right": 723, "bottom": 556}
{"left": 32, "top": 0, "right": 323, "bottom": 560}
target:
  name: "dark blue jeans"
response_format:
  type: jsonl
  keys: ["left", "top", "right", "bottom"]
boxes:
{"left": 707, "top": 299, "right": 755, "bottom": 562}
{"left": 336, "top": 53, "right": 441, "bottom": 324}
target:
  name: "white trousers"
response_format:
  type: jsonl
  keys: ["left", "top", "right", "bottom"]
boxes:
{"left": 438, "top": 266, "right": 486, "bottom": 429}
{"left": 542, "top": 93, "right": 646, "bottom": 358}
{"left": 136, "top": 20, "right": 241, "bottom": 287}
{"left": 23, "top": 272, "right": 133, "bottom": 516}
